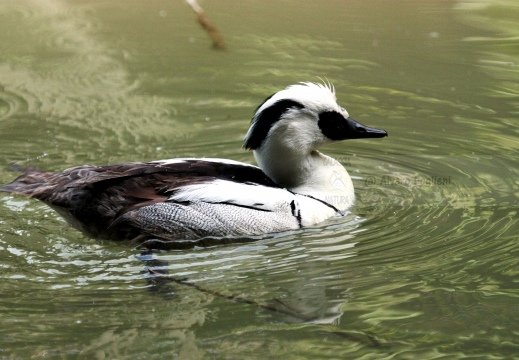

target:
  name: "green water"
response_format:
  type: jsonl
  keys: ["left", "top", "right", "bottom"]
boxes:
{"left": 0, "top": 0, "right": 518, "bottom": 358}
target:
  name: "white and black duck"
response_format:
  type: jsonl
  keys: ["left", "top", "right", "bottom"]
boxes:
{"left": 0, "top": 82, "right": 387, "bottom": 243}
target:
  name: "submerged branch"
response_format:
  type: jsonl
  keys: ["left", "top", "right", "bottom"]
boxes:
{"left": 147, "top": 268, "right": 389, "bottom": 348}
{"left": 148, "top": 268, "right": 305, "bottom": 318}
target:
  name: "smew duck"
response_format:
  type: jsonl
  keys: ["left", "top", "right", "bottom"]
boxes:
{"left": 0, "top": 82, "right": 387, "bottom": 243}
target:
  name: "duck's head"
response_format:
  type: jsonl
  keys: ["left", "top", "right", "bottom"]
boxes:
{"left": 244, "top": 82, "right": 387, "bottom": 154}
{"left": 243, "top": 82, "right": 387, "bottom": 195}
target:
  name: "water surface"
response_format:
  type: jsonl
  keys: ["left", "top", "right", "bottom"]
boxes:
{"left": 0, "top": 0, "right": 518, "bottom": 358}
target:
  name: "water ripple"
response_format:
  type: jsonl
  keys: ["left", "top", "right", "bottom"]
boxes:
{"left": 0, "top": 85, "right": 30, "bottom": 121}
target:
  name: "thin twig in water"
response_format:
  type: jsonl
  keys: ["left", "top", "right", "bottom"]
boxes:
{"left": 186, "top": 0, "right": 226, "bottom": 50}
{"left": 148, "top": 268, "right": 306, "bottom": 319}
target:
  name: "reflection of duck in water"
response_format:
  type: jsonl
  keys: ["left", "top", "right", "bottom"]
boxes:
{"left": 1, "top": 83, "right": 387, "bottom": 243}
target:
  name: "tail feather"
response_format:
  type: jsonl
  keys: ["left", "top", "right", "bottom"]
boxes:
{"left": 0, "top": 167, "right": 54, "bottom": 197}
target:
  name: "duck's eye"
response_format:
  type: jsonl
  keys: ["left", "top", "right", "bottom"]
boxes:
{"left": 317, "top": 111, "right": 347, "bottom": 140}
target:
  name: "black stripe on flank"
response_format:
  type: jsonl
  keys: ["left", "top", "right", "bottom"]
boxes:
{"left": 244, "top": 99, "right": 304, "bottom": 150}
{"left": 304, "top": 194, "right": 344, "bottom": 216}
{"left": 290, "top": 200, "right": 302, "bottom": 228}
{"left": 287, "top": 190, "right": 344, "bottom": 217}
{"left": 216, "top": 201, "right": 273, "bottom": 212}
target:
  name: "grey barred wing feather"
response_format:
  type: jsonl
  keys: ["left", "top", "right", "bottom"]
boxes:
{"left": 116, "top": 180, "right": 302, "bottom": 242}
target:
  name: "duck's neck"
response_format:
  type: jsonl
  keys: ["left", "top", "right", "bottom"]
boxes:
{"left": 253, "top": 145, "right": 354, "bottom": 210}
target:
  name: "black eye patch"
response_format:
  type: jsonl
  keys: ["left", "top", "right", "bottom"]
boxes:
{"left": 318, "top": 111, "right": 349, "bottom": 140}
{"left": 244, "top": 99, "right": 304, "bottom": 150}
